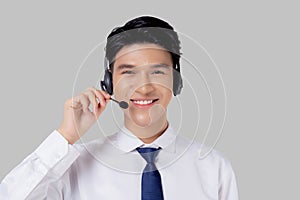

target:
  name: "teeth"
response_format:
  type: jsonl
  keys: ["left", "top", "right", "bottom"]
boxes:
{"left": 133, "top": 100, "right": 154, "bottom": 105}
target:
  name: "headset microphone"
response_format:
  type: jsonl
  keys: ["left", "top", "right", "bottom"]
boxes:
{"left": 109, "top": 97, "right": 129, "bottom": 109}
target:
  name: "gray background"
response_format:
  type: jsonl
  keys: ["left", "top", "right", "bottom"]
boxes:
{"left": 0, "top": 0, "right": 299, "bottom": 199}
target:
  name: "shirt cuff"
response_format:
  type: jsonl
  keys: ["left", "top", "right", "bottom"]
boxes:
{"left": 34, "top": 130, "right": 80, "bottom": 175}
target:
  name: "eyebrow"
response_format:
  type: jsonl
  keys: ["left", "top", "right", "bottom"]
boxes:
{"left": 116, "top": 63, "right": 171, "bottom": 71}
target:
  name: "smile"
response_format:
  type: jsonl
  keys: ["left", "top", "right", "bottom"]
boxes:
{"left": 130, "top": 99, "right": 159, "bottom": 107}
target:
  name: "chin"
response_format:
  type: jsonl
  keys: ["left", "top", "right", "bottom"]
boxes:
{"left": 131, "top": 113, "right": 152, "bottom": 128}
{"left": 130, "top": 108, "right": 165, "bottom": 127}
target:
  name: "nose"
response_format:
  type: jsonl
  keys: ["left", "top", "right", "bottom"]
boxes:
{"left": 135, "top": 74, "right": 155, "bottom": 95}
{"left": 136, "top": 83, "right": 155, "bottom": 95}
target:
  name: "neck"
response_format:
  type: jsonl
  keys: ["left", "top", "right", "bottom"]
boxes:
{"left": 125, "top": 116, "right": 169, "bottom": 144}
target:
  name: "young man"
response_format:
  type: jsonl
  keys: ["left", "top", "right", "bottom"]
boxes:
{"left": 0, "top": 16, "right": 238, "bottom": 199}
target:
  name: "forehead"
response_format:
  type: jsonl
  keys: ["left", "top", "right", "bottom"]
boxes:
{"left": 113, "top": 43, "right": 172, "bottom": 68}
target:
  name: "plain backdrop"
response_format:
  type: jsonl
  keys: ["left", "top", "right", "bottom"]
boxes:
{"left": 0, "top": 1, "right": 299, "bottom": 199}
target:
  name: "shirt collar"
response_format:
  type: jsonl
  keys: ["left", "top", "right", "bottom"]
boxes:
{"left": 109, "top": 123, "right": 177, "bottom": 154}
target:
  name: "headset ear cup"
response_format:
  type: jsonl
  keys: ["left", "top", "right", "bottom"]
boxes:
{"left": 100, "top": 69, "right": 113, "bottom": 95}
{"left": 173, "top": 69, "right": 183, "bottom": 96}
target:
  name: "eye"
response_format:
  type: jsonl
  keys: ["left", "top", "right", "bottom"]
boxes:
{"left": 152, "top": 70, "right": 165, "bottom": 74}
{"left": 121, "top": 70, "right": 136, "bottom": 74}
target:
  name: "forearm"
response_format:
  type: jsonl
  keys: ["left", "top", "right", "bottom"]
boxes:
{"left": 0, "top": 130, "right": 80, "bottom": 199}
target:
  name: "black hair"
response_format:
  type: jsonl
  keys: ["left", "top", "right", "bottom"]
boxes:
{"left": 105, "top": 16, "right": 182, "bottom": 73}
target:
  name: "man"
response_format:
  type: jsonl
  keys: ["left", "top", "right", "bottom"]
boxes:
{"left": 0, "top": 16, "right": 238, "bottom": 199}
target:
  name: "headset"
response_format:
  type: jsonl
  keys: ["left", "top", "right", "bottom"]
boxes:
{"left": 100, "top": 56, "right": 183, "bottom": 96}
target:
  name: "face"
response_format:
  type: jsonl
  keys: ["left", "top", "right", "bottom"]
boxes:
{"left": 112, "top": 43, "right": 173, "bottom": 130}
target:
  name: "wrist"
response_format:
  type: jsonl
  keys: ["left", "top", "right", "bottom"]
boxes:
{"left": 57, "top": 128, "right": 77, "bottom": 145}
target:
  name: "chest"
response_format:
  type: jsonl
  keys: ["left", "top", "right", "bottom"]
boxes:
{"left": 70, "top": 159, "right": 219, "bottom": 200}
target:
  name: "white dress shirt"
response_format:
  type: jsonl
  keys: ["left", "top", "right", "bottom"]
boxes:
{"left": 0, "top": 124, "right": 239, "bottom": 200}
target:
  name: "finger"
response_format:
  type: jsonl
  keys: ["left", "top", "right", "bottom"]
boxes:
{"left": 97, "top": 90, "right": 111, "bottom": 106}
{"left": 95, "top": 91, "right": 106, "bottom": 111}
{"left": 98, "top": 90, "right": 111, "bottom": 100}
{"left": 84, "top": 90, "right": 98, "bottom": 113}
{"left": 88, "top": 86, "right": 111, "bottom": 100}
{"left": 88, "top": 87, "right": 108, "bottom": 109}
{"left": 69, "top": 96, "right": 82, "bottom": 110}
{"left": 79, "top": 94, "right": 90, "bottom": 113}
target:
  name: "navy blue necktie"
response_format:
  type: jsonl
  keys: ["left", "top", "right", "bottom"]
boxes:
{"left": 136, "top": 147, "right": 164, "bottom": 200}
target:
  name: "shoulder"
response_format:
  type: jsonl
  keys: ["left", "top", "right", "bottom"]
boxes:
{"left": 71, "top": 132, "right": 123, "bottom": 164}
{"left": 175, "top": 135, "right": 235, "bottom": 172}
{"left": 72, "top": 136, "right": 109, "bottom": 157}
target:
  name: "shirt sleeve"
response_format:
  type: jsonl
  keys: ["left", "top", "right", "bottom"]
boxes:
{"left": 218, "top": 157, "right": 239, "bottom": 200}
{"left": 0, "top": 130, "right": 80, "bottom": 200}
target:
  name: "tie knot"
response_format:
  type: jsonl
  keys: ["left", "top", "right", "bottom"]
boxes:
{"left": 136, "top": 147, "right": 161, "bottom": 163}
